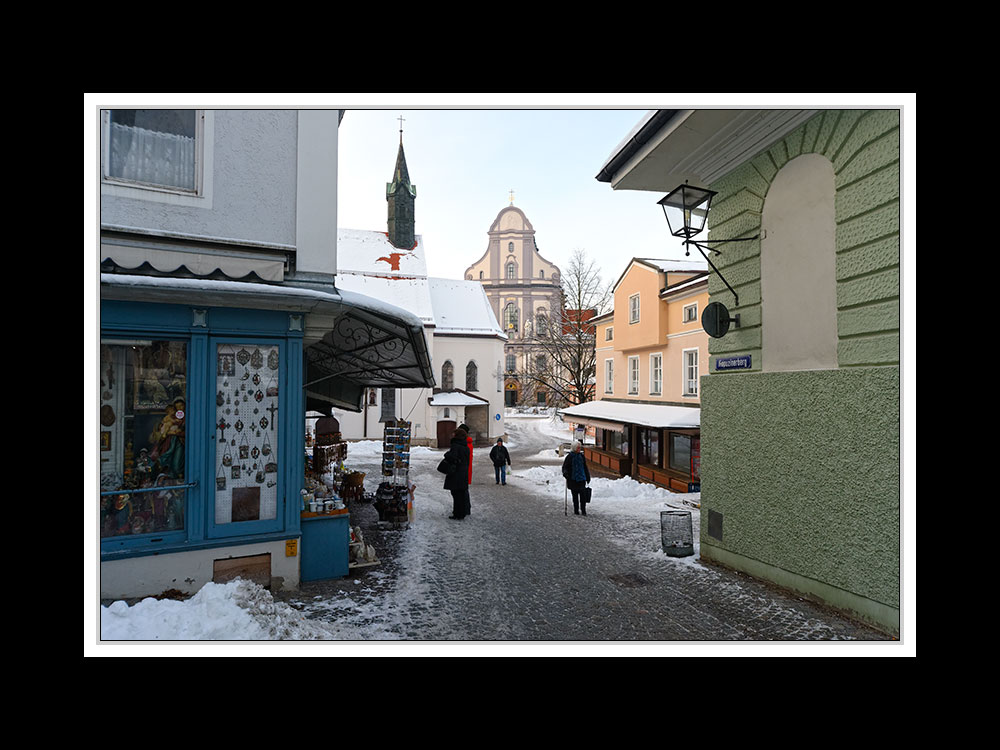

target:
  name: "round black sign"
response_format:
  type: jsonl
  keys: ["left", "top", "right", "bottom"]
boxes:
{"left": 702, "top": 301, "right": 732, "bottom": 338}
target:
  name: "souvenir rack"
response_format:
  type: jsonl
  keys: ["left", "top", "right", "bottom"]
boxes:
{"left": 374, "top": 419, "right": 411, "bottom": 527}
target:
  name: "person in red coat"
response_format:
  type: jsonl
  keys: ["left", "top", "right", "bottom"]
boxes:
{"left": 459, "top": 423, "right": 473, "bottom": 516}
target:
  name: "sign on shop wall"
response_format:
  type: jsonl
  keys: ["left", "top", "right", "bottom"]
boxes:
{"left": 715, "top": 354, "right": 752, "bottom": 371}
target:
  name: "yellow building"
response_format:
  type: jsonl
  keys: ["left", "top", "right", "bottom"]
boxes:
{"left": 562, "top": 257, "right": 708, "bottom": 492}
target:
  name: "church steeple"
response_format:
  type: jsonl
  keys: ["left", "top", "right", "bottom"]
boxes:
{"left": 386, "top": 119, "right": 416, "bottom": 249}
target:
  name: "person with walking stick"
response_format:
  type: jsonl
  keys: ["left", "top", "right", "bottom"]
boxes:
{"left": 561, "top": 440, "right": 591, "bottom": 516}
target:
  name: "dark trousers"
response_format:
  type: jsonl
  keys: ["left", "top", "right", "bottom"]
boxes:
{"left": 451, "top": 488, "right": 468, "bottom": 519}
{"left": 494, "top": 464, "right": 507, "bottom": 484}
{"left": 569, "top": 484, "right": 587, "bottom": 515}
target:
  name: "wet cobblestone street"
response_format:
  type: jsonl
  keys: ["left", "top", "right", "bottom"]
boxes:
{"left": 276, "top": 420, "right": 892, "bottom": 644}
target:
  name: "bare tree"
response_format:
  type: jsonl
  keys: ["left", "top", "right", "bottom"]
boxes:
{"left": 521, "top": 247, "right": 611, "bottom": 406}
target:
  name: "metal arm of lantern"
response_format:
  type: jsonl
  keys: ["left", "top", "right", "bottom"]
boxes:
{"left": 659, "top": 183, "right": 759, "bottom": 308}
{"left": 682, "top": 236, "right": 757, "bottom": 307}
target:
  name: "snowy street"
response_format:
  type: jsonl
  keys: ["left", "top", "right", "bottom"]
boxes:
{"left": 98, "top": 414, "right": 891, "bottom": 649}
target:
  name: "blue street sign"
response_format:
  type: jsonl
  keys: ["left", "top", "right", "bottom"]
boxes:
{"left": 495, "top": 413, "right": 501, "bottom": 421}
{"left": 716, "top": 354, "right": 752, "bottom": 371}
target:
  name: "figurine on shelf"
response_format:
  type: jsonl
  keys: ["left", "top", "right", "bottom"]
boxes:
{"left": 150, "top": 398, "right": 186, "bottom": 478}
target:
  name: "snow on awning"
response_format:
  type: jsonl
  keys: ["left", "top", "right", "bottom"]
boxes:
{"left": 558, "top": 400, "right": 700, "bottom": 430}
{"left": 428, "top": 390, "right": 489, "bottom": 407}
{"left": 100, "top": 274, "right": 435, "bottom": 414}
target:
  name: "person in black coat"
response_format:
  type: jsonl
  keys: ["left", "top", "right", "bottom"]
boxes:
{"left": 441, "top": 427, "right": 470, "bottom": 520}
{"left": 489, "top": 438, "right": 511, "bottom": 485}
{"left": 561, "top": 440, "right": 591, "bottom": 515}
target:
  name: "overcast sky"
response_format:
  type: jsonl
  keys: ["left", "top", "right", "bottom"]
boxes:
{"left": 337, "top": 106, "right": 691, "bottom": 286}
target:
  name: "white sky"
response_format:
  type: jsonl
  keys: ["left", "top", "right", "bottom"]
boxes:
{"left": 336, "top": 106, "right": 687, "bottom": 284}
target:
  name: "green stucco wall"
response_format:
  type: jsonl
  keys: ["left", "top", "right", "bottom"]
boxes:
{"left": 698, "top": 110, "right": 901, "bottom": 634}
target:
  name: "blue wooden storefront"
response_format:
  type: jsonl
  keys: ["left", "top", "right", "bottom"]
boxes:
{"left": 100, "top": 299, "right": 306, "bottom": 563}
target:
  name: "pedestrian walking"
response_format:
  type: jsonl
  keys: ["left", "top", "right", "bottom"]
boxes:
{"left": 438, "top": 427, "right": 470, "bottom": 520}
{"left": 489, "top": 437, "right": 511, "bottom": 485}
{"left": 561, "top": 440, "right": 591, "bottom": 516}
{"left": 459, "top": 423, "right": 473, "bottom": 516}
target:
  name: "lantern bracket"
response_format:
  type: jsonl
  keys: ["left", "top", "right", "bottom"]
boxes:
{"left": 683, "top": 236, "right": 758, "bottom": 308}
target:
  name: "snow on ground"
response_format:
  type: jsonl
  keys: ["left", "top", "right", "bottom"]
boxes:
{"left": 97, "top": 415, "right": 702, "bottom": 646}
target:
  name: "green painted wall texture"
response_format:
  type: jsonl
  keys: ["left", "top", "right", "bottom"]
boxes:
{"left": 699, "top": 110, "right": 901, "bottom": 633}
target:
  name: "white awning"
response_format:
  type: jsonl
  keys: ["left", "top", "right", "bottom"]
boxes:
{"left": 559, "top": 400, "right": 700, "bottom": 430}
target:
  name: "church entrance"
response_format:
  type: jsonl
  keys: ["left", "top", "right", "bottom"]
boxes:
{"left": 436, "top": 420, "right": 457, "bottom": 449}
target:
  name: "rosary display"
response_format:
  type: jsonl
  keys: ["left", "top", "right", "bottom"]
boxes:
{"left": 214, "top": 343, "right": 280, "bottom": 524}
{"left": 374, "top": 419, "right": 412, "bottom": 526}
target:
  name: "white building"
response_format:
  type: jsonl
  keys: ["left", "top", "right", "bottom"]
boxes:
{"left": 330, "top": 227, "right": 507, "bottom": 447}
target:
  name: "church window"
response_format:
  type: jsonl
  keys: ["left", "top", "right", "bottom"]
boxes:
{"left": 503, "top": 303, "right": 519, "bottom": 332}
{"left": 507, "top": 262, "right": 516, "bottom": 279}
{"left": 466, "top": 361, "right": 478, "bottom": 391}
{"left": 442, "top": 360, "right": 454, "bottom": 390}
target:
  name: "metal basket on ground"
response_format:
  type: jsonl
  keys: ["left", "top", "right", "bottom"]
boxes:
{"left": 660, "top": 510, "right": 694, "bottom": 557}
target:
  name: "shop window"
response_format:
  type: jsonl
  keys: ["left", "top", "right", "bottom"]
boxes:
{"left": 104, "top": 109, "right": 200, "bottom": 192}
{"left": 668, "top": 433, "right": 696, "bottom": 477}
{"left": 637, "top": 427, "right": 659, "bottom": 466}
{"left": 599, "top": 428, "right": 625, "bottom": 454}
{"left": 214, "top": 343, "right": 280, "bottom": 525}
{"left": 100, "top": 339, "right": 188, "bottom": 538}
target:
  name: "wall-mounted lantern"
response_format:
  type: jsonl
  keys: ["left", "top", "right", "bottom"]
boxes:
{"left": 658, "top": 182, "right": 759, "bottom": 336}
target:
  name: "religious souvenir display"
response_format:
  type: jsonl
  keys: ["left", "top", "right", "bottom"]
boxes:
{"left": 214, "top": 343, "right": 280, "bottom": 526}
{"left": 100, "top": 339, "right": 187, "bottom": 539}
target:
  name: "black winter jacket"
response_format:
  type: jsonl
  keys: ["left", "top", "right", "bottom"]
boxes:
{"left": 489, "top": 444, "right": 511, "bottom": 467}
{"left": 442, "top": 437, "right": 470, "bottom": 491}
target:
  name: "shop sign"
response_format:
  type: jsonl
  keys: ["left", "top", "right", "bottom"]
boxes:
{"left": 285, "top": 539, "right": 298, "bottom": 557}
{"left": 716, "top": 354, "right": 752, "bottom": 371}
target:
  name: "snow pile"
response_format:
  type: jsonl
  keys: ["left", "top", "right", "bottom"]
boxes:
{"left": 100, "top": 579, "right": 337, "bottom": 641}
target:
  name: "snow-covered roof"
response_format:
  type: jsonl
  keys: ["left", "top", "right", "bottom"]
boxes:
{"left": 428, "top": 391, "right": 489, "bottom": 407}
{"left": 559, "top": 399, "right": 700, "bottom": 429}
{"left": 428, "top": 277, "right": 506, "bottom": 337}
{"left": 335, "top": 273, "right": 435, "bottom": 325}
{"left": 635, "top": 257, "right": 708, "bottom": 274}
{"left": 337, "top": 228, "right": 428, "bottom": 277}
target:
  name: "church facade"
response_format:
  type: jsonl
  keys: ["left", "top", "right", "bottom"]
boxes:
{"left": 464, "top": 203, "right": 562, "bottom": 407}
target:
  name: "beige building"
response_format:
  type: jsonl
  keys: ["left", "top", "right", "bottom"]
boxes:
{"left": 465, "top": 203, "right": 562, "bottom": 406}
{"left": 562, "top": 257, "right": 708, "bottom": 492}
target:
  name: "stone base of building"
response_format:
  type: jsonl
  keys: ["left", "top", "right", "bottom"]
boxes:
{"left": 700, "top": 541, "right": 900, "bottom": 637}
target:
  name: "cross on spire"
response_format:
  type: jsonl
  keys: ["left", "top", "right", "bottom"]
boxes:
{"left": 398, "top": 115, "right": 405, "bottom": 143}
{"left": 509, "top": 189, "right": 515, "bottom": 205}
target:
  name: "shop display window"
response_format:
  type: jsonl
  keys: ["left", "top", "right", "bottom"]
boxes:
{"left": 668, "top": 433, "right": 700, "bottom": 479}
{"left": 214, "top": 343, "right": 279, "bottom": 524}
{"left": 100, "top": 339, "right": 188, "bottom": 538}
{"left": 638, "top": 428, "right": 659, "bottom": 466}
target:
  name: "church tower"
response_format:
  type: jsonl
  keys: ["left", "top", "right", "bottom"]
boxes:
{"left": 386, "top": 129, "right": 416, "bottom": 249}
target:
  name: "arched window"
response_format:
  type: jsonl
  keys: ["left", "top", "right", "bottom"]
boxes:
{"left": 442, "top": 360, "right": 454, "bottom": 390}
{"left": 479, "top": 270, "right": 484, "bottom": 279}
{"left": 508, "top": 241, "right": 514, "bottom": 253}
{"left": 761, "top": 154, "right": 838, "bottom": 372}
{"left": 506, "top": 353, "right": 517, "bottom": 372}
{"left": 466, "top": 361, "right": 478, "bottom": 391}
{"left": 503, "top": 302, "right": 519, "bottom": 332}
{"left": 536, "top": 307, "right": 548, "bottom": 337}
{"left": 539, "top": 270, "right": 544, "bottom": 279}
{"left": 506, "top": 262, "right": 516, "bottom": 279}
